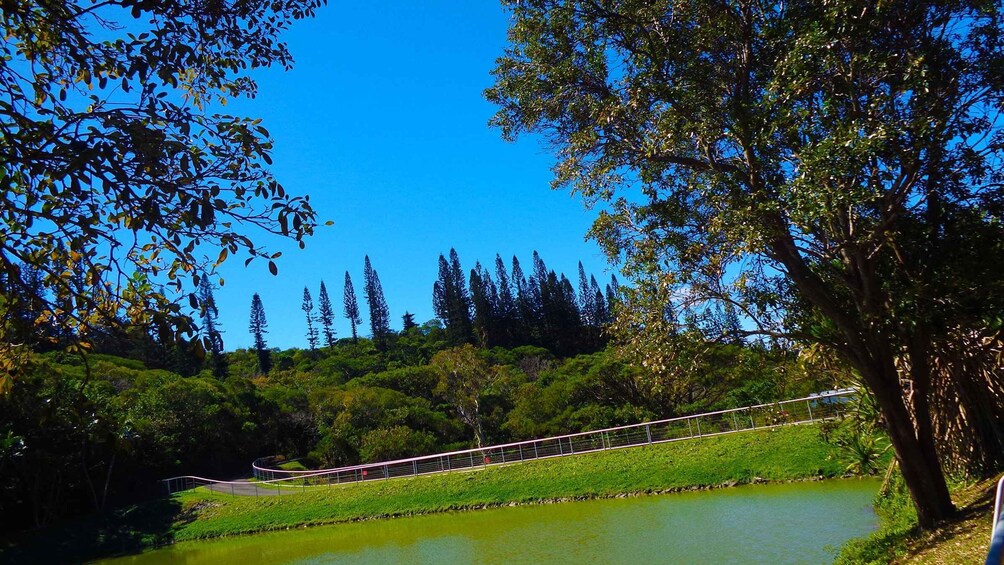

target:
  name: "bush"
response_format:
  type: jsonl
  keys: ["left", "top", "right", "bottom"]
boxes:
{"left": 359, "top": 426, "right": 437, "bottom": 463}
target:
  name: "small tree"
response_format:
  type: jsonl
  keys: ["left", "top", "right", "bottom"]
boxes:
{"left": 401, "top": 312, "right": 418, "bottom": 332}
{"left": 249, "top": 293, "right": 271, "bottom": 374}
{"left": 430, "top": 345, "right": 498, "bottom": 448}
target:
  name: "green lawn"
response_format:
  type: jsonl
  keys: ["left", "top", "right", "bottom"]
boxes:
{"left": 4, "top": 424, "right": 845, "bottom": 561}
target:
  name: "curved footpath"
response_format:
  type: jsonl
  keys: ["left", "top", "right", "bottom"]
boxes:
{"left": 164, "top": 389, "right": 856, "bottom": 496}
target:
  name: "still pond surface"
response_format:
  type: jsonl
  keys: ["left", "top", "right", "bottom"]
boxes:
{"left": 99, "top": 479, "right": 878, "bottom": 565}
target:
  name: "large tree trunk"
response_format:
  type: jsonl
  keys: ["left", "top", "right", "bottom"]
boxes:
{"left": 767, "top": 233, "right": 955, "bottom": 528}
{"left": 856, "top": 353, "right": 955, "bottom": 528}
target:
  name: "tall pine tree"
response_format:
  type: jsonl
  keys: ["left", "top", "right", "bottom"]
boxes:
{"left": 317, "top": 280, "right": 336, "bottom": 347}
{"left": 469, "top": 262, "right": 499, "bottom": 347}
{"left": 343, "top": 271, "right": 361, "bottom": 343}
{"left": 606, "top": 274, "right": 621, "bottom": 309}
{"left": 511, "top": 255, "right": 536, "bottom": 344}
{"left": 578, "top": 262, "right": 596, "bottom": 326}
{"left": 590, "top": 275, "right": 608, "bottom": 325}
{"left": 432, "top": 248, "right": 473, "bottom": 345}
{"left": 494, "top": 254, "right": 517, "bottom": 346}
{"left": 363, "top": 256, "right": 391, "bottom": 349}
{"left": 302, "top": 287, "right": 318, "bottom": 349}
{"left": 198, "top": 277, "right": 227, "bottom": 379}
{"left": 249, "top": 293, "right": 271, "bottom": 374}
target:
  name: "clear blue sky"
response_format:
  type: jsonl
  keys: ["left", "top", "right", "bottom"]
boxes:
{"left": 213, "top": 1, "right": 616, "bottom": 350}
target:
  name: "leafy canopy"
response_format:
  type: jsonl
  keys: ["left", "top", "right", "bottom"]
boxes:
{"left": 0, "top": 0, "right": 326, "bottom": 368}
{"left": 488, "top": 0, "right": 1004, "bottom": 525}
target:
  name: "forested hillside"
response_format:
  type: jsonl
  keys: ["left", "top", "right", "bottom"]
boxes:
{"left": 0, "top": 247, "right": 831, "bottom": 533}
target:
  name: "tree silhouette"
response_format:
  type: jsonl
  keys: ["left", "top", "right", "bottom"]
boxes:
{"left": 318, "top": 280, "right": 336, "bottom": 347}
{"left": 433, "top": 249, "right": 473, "bottom": 345}
{"left": 363, "top": 256, "right": 391, "bottom": 349}
{"left": 343, "top": 271, "right": 361, "bottom": 343}
{"left": 302, "top": 287, "right": 318, "bottom": 350}
{"left": 198, "top": 278, "right": 227, "bottom": 379}
{"left": 249, "top": 293, "right": 271, "bottom": 374}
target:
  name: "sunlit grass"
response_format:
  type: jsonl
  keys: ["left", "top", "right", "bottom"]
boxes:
{"left": 174, "top": 424, "right": 841, "bottom": 540}
{"left": 4, "top": 424, "right": 845, "bottom": 562}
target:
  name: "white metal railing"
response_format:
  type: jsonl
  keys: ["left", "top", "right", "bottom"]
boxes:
{"left": 988, "top": 475, "right": 1004, "bottom": 565}
{"left": 160, "top": 474, "right": 321, "bottom": 496}
{"left": 166, "top": 389, "right": 853, "bottom": 492}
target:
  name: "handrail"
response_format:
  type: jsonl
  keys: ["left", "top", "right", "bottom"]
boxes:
{"left": 251, "top": 388, "right": 856, "bottom": 478}
{"left": 162, "top": 389, "right": 854, "bottom": 494}
{"left": 988, "top": 475, "right": 1004, "bottom": 565}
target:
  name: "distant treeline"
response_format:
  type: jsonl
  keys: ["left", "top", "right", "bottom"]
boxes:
{"left": 0, "top": 249, "right": 617, "bottom": 375}
{"left": 245, "top": 249, "right": 620, "bottom": 373}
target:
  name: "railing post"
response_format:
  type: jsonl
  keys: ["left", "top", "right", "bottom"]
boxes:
{"left": 732, "top": 412, "right": 739, "bottom": 430}
{"left": 569, "top": 438, "right": 574, "bottom": 454}
{"left": 413, "top": 460, "right": 418, "bottom": 476}
{"left": 806, "top": 400, "right": 814, "bottom": 422}
{"left": 533, "top": 441, "right": 539, "bottom": 459}
{"left": 696, "top": 419, "right": 702, "bottom": 436}
{"left": 518, "top": 444, "right": 524, "bottom": 461}
{"left": 646, "top": 424, "right": 652, "bottom": 444}
{"left": 750, "top": 409, "right": 755, "bottom": 429}
{"left": 688, "top": 419, "right": 693, "bottom": 438}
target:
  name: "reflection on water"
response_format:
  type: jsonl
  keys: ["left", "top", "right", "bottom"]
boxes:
{"left": 98, "top": 479, "right": 878, "bottom": 565}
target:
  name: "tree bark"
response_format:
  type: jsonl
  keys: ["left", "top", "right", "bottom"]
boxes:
{"left": 856, "top": 350, "right": 955, "bottom": 528}
{"left": 767, "top": 230, "right": 955, "bottom": 528}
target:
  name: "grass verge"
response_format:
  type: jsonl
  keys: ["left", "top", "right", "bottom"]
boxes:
{"left": 4, "top": 424, "right": 845, "bottom": 562}
{"left": 835, "top": 470, "right": 1002, "bottom": 564}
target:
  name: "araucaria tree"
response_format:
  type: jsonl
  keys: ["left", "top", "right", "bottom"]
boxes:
{"left": 432, "top": 249, "right": 473, "bottom": 345}
{"left": 317, "top": 280, "right": 336, "bottom": 347}
{"left": 302, "top": 287, "right": 319, "bottom": 350}
{"left": 343, "top": 272, "right": 361, "bottom": 343}
{"left": 0, "top": 0, "right": 324, "bottom": 389}
{"left": 197, "top": 278, "right": 227, "bottom": 379}
{"left": 249, "top": 293, "right": 271, "bottom": 374}
{"left": 488, "top": 0, "right": 1004, "bottom": 527}
{"left": 363, "top": 256, "right": 391, "bottom": 349}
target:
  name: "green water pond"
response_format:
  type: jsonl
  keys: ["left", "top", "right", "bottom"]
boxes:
{"left": 96, "top": 479, "right": 879, "bottom": 564}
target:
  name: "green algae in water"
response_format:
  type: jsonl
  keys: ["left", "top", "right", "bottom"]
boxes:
{"left": 97, "top": 479, "right": 879, "bottom": 565}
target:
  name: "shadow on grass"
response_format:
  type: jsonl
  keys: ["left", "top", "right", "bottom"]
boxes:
{"left": 0, "top": 494, "right": 188, "bottom": 564}
{"left": 901, "top": 474, "right": 998, "bottom": 557}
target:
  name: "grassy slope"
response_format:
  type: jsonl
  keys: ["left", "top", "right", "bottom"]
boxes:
{"left": 836, "top": 472, "right": 1002, "bottom": 564}
{"left": 4, "top": 424, "right": 843, "bottom": 561}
